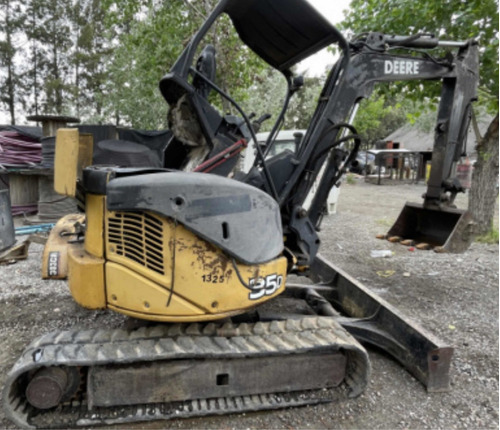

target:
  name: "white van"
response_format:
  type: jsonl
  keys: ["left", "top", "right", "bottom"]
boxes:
{"left": 243, "top": 130, "right": 340, "bottom": 214}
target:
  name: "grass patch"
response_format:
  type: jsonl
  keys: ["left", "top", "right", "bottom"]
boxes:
{"left": 375, "top": 218, "right": 395, "bottom": 227}
{"left": 476, "top": 227, "right": 499, "bottom": 244}
{"left": 346, "top": 173, "right": 356, "bottom": 185}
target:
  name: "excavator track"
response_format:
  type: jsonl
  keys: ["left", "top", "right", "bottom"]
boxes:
{"left": 4, "top": 316, "right": 369, "bottom": 429}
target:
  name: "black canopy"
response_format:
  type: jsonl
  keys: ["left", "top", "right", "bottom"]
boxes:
{"left": 225, "top": 0, "right": 342, "bottom": 71}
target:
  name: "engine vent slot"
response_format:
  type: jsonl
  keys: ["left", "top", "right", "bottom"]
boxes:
{"left": 108, "top": 212, "right": 165, "bottom": 275}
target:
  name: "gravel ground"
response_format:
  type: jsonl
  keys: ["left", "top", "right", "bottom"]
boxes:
{"left": 0, "top": 178, "right": 498, "bottom": 429}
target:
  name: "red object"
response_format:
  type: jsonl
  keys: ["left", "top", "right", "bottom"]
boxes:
{"left": 408, "top": 247, "right": 415, "bottom": 252}
{"left": 194, "top": 139, "right": 247, "bottom": 173}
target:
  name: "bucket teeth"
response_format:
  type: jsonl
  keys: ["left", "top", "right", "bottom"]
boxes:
{"left": 388, "top": 236, "right": 402, "bottom": 243}
{"left": 415, "top": 243, "right": 431, "bottom": 250}
{"left": 400, "top": 239, "right": 415, "bottom": 246}
{"left": 375, "top": 234, "right": 387, "bottom": 240}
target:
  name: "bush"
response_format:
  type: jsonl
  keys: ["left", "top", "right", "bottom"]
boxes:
{"left": 346, "top": 173, "right": 356, "bottom": 185}
{"left": 476, "top": 227, "right": 499, "bottom": 244}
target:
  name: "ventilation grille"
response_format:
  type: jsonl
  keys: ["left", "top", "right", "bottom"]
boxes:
{"left": 108, "top": 212, "right": 165, "bottom": 275}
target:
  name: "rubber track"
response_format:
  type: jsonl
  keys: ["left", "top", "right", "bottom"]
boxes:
{"left": 4, "top": 316, "right": 370, "bottom": 428}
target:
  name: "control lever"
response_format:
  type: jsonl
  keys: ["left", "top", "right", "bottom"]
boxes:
{"left": 252, "top": 113, "right": 272, "bottom": 133}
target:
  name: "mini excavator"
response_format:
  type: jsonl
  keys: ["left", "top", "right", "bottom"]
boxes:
{"left": 4, "top": 0, "right": 478, "bottom": 427}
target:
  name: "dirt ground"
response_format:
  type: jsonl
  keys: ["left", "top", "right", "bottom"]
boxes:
{"left": 0, "top": 178, "right": 498, "bottom": 429}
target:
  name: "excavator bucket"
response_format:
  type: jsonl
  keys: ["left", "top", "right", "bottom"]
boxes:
{"left": 387, "top": 202, "right": 474, "bottom": 253}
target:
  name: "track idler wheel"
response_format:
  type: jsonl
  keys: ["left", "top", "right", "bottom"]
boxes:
{"left": 25, "top": 367, "right": 80, "bottom": 409}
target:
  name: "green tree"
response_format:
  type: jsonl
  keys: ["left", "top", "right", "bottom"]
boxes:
{"left": 102, "top": 0, "right": 268, "bottom": 129}
{"left": 0, "top": 0, "right": 24, "bottom": 124}
{"left": 26, "top": 0, "right": 73, "bottom": 114}
{"left": 241, "top": 68, "right": 287, "bottom": 131}
{"left": 352, "top": 92, "right": 408, "bottom": 149}
{"left": 68, "top": 0, "right": 114, "bottom": 121}
{"left": 241, "top": 69, "right": 326, "bottom": 132}
{"left": 102, "top": 0, "right": 194, "bottom": 128}
{"left": 342, "top": 0, "right": 499, "bottom": 235}
{"left": 24, "top": 0, "right": 41, "bottom": 116}
{"left": 286, "top": 75, "right": 325, "bottom": 130}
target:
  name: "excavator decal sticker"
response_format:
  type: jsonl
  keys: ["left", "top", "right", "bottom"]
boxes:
{"left": 201, "top": 274, "right": 225, "bottom": 283}
{"left": 247, "top": 274, "right": 283, "bottom": 300}
{"left": 384, "top": 60, "right": 420, "bottom": 74}
{"left": 48, "top": 252, "right": 60, "bottom": 277}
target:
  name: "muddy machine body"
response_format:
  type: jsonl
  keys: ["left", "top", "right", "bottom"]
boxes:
{"left": 4, "top": 0, "right": 478, "bottom": 427}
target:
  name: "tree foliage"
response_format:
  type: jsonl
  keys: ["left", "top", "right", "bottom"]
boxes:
{"left": 286, "top": 75, "right": 325, "bottom": 130}
{"left": 102, "top": 0, "right": 192, "bottom": 128}
{"left": 100, "top": 0, "right": 268, "bottom": 129}
{"left": 352, "top": 93, "right": 408, "bottom": 149}
{"left": 241, "top": 68, "right": 287, "bottom": 131}
{"left": 29, "top": 0, "right": 74, "bottom": 114}
{"left": 242, "top": 69, "right": 327, "bottom": 132}
{"left": 69, "top": 0, "right": 113, "bottom": 119}
{"left": 0, "top": 0, "right": 269, "bottom": 128}
{"left": 0, "top": 0, "right": 24, "bottom": 124}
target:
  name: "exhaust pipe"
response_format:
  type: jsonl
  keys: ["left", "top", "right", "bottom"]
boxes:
{"left": 387, "top": 202, "right": 474, "bottom": 253}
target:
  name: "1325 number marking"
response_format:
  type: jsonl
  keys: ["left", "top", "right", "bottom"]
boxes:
{"left": 201, "top": 274, "right": 225, "bottom": 283}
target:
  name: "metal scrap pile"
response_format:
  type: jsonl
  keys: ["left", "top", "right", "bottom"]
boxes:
{"left": 0, "top": 130, "right": 42, "bottom": 167}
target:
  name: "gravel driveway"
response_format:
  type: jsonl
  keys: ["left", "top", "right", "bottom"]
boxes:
{"left": 0, "top": 178, "right": 498, "bottom": 429}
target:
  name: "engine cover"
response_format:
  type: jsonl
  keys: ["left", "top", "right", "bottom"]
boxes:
{"left": 106, "top": 171, "right": 283, "bottom": 265}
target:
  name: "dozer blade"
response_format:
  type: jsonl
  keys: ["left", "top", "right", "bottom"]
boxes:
{"left": 303, "top": 255, "right": 453, "bottom": 392}
{"left": 386, "top": 202, "right": 474, "bottom": 253}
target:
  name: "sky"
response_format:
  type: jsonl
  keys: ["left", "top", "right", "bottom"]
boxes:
{"left": 298, "top": 0, "right": 352, "bottom": 76}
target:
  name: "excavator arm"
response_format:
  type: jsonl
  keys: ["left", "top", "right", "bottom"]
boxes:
{"left": 281, "top": 34, "right": 478, "bottom": 263}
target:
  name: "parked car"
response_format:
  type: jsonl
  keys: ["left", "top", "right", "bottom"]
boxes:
{"left": 349, "top": 150, "right": 376, "bottom": 174}
{"left": 242, "top": 130, "right": 340, "bottom": 214}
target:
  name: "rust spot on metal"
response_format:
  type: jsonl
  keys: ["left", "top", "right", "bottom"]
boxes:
{"left": 174, "top": 237, "right": 189, "bottom": 253}
{"left": 167, "top": 222, "right": 236, "bottom": 281}
{"left": 188, "top": 238, "right": 232, "bottom": 279}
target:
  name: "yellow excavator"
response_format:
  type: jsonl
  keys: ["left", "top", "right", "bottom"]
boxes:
{"left": 4, "top": 0, "right": 478, "bottom": 427}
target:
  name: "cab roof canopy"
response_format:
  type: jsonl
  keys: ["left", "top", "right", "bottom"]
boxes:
{"left": 161, "top": 0, "right": 345, "bottom": 104}
{"left": 224, "top": 0, "right": 342, "bottom": 71}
